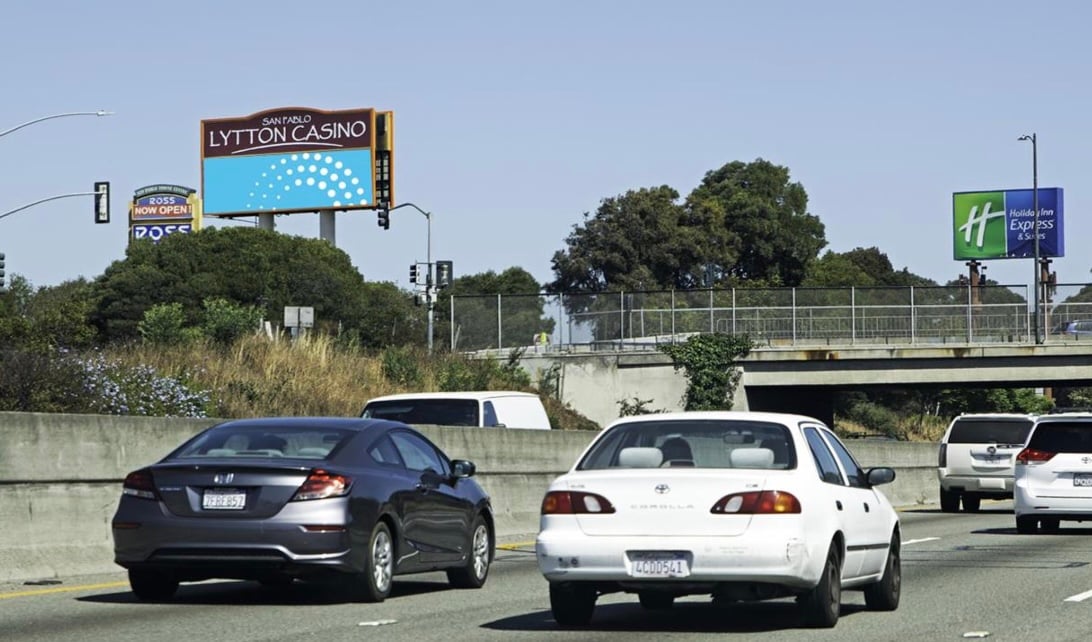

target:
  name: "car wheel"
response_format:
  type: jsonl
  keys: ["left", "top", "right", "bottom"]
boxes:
{"left": 800, "top": 541, "right": 841, "bottom": 628}
{"left": 939, "top": 487, "right": 960, "bottom": 513}
{"left": 549, "top": 582, "right": 597, "bottom": 626}
{"left": 961, "top": 495, "right": 981, "bottom": 512}
{"left": 638, "top": 591, "right": 675, "bottom": 610}
{"left": 1016, "top": 515, "right": 1038, "bottom": 534}
{"left": 1041, "top": 517, "right": 1061, "bottom": 533}
{"left": 447, "top": 514, "right": 492, "bottom": 589}
{"left": 128, "top": 569, "right": 179, "bottom": 601}
{"left": 863, "top": 533, "right": 901, "bottom": 611}
{"left": 350, "top": 521, "right": 394, "bottom": 602}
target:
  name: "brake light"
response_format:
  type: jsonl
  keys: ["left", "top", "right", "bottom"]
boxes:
{"left": 292, "top": 469, "right": 352, "bottom": 501}
{"left": 938, "top": 444, "right": 947, "bottom": 468}
{"left": 1016, "top": 448, "right": 1055, "bottom": 464}
{"left": 541, "top": 491, "right": 616, "bottom": 514}
{"left": 121, "top": 469, "right": 159, "bottom": 500}
{"left": 711, "top": 491, "right": 801, "bottom": 514}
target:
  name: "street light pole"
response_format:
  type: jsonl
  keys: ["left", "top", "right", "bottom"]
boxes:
{"left": 0, "top": 110, "right": 113, "bottom": 139}
{"left": 386, "top": 202, "right": 434, "bottom": 353}
{"left": 1018, "top": 133, "right": 1040, "bottom": 344}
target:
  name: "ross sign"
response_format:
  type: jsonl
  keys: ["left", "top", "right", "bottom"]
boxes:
{"left": 952, "top": 188, "right": 1064, "bottom": 260}
{"left": 201, "top": 107, "right": 378, "bottom": 217}
{"left": 129, "top": 184, "right": 201, "bottom": 244}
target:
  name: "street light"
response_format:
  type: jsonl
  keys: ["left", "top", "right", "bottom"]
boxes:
{"left": 384, "top": 202, "right": 435, "bottom": 353}
{"left": 0, "top": 110, "right": 113, "bottom": 139}
{"left": 1018, "top": 133, "right": 1041, "bottom": 344}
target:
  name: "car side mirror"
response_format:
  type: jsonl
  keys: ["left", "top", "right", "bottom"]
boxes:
{"left": 452, "top": 459, "right": 477, "bottom": 478}
{"left": 866, "top": 467, "right": 896, "bottom": 486}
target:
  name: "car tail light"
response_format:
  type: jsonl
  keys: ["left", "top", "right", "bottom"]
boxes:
{"left": 121, "top": 469, "right": 159, "bottom": 500}
{"left": 711, "top": 491, "right": 801, "bottom": 514}
{"left": 291, "top": 469, "right": 352, "bottom": 501}
{"left": 541, "top": 491, "right": 616, "bottom": 514}
{"left": 938, "top": 444, "right": 947, "bottom": 468}
{"left": 1016, "top": 448, "right": 1055, "bottom": 464}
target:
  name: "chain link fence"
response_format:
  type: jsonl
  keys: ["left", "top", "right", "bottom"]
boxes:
{"left": 449, "top": 284, "right": 1092, "bottom": 352}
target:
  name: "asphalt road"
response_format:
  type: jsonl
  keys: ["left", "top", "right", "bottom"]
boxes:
{"left": 4, "top": 502, "right": 1092, "bottom": 642}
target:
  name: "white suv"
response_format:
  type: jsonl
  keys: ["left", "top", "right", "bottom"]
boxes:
{"left": 937, "top": 413, "right": 1035, "bottom": 512}
{"left": 1014, "top": 413, "right": 1092, "bottom": 533}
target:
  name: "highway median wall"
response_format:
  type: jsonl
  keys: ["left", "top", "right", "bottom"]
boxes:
{"left": 0, "top": 412, "right": 940, "bottom": 584}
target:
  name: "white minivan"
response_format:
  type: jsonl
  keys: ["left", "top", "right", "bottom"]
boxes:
{"left": 361, "top": 391, "right": 552, "bottom": 430}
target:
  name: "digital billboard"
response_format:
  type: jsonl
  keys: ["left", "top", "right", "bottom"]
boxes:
{"left": 200, "top": 107, "right": 376, "bottom": 217}
{"left": 129, "top": 184, "right": 202, "bottom": 245}
{"left": 952, "top": 188, "right": 1064, "bottom": 260}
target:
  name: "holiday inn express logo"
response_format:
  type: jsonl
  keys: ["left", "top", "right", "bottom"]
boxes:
{"left": 952, "top": 188, "right": 1065, "bottom": 260}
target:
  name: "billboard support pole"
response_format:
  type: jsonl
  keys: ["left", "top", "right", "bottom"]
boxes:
{"left": 1020, "top": 133, "right": 1041, "bottom": 344}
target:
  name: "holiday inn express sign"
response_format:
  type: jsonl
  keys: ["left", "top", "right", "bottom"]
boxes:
{"left": 200, "top": 107, "right": 376, "bottom": 217}
{"left": 952, "top": 188, "right": 1064, "bottom": 260}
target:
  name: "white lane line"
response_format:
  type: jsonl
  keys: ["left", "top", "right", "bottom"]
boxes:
{"left": 903, "top": 537, "right": 940, "bottom": 545}
{"left": 1064, "top": 589, "right": 1092, "bottom": 603}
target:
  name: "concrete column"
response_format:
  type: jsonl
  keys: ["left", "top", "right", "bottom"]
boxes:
{"left": 319, "top": 210, "right": 336, "bottom": 244}
{"left": 258, "top": 213, "right": 275, "bottom": 231}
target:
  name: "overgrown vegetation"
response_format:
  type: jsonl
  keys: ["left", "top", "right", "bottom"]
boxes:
{"left": 659, "top": 333, "right": 755, "bottom": 410}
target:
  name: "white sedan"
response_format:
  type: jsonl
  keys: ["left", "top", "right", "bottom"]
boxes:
{"left": 535, "top": 411, "right": 901, "bottom": 628}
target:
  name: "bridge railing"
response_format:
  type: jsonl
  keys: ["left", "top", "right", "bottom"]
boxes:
{"left": 449, "top": 284, "right": 1092, "bottom": 352}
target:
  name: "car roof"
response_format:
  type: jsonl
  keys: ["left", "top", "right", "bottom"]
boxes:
{"left": 209, "top": 417, "right": 405, "bottom": 432}
{"left": 952, "top": 413, "right": 1036, "bottom": 420}
{"left": 365, "top": 391, "right": 539, "bottom": 403}
{"left": 603, "top": 410, "right": 825, "bottom": 429}
{"left": 1035, "top": 413, "right": 1092, "bottom": 423}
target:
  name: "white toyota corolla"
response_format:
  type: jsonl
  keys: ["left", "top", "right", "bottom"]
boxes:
{"left": 536, "top": 411, "right": 901, "bottom": 628}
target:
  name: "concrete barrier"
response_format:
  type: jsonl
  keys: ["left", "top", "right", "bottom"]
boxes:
{"left": 0, "top": 412, "right": 941, "bottom": 584}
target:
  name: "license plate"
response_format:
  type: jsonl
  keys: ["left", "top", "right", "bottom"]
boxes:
{"left": 628, "top": 552, "right": 690, "bottom": 578}
{"left": 1074, "top": 474, "right": 1092, "bottom": 487}
{"left": 202, "top": 488, "right": 246, "bottom": 510}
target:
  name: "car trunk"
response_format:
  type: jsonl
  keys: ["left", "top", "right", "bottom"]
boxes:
{"left": 150, "top": 461, "right": 313, "bottom": 519}
{"left": 562, "top": 470, "right": 771, "bottom": 537}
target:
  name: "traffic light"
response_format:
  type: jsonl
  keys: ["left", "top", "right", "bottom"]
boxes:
{"left": 409, "top": 263, "right": 418, "bottom": 284}
{"left": 435, "top": 260, "right": 453, "bottom": 288}
{"left": 0, "top": 252, "right": 5, "bottom": 290}
{"left": 94, "top": 181, "right": 110, "bottom": 224}
{"left": 377, "top": 207, "right": 390, "bottom": 230}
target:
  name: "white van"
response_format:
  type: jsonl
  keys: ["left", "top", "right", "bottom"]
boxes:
{"left": 937, "top": 412, "right": 1036, "bottom": 512}
{"left": 361, "top": 391, "right": 552, "bottom": 430}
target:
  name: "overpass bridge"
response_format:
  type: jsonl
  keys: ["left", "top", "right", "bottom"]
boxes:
{"left": 454, "top": 284, "right": 1092, "bottom": 426}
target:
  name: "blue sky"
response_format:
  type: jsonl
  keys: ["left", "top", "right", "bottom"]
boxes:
{"left": 2, "top": 0, "right": 1089, "bottom": 294}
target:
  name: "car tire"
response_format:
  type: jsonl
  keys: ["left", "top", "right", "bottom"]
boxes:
{"left": 128, "top": 569, "right": 179, "bottom": 601}
{"left": 1040, "top": 517, "right": 1061, "bottom": 533}
{"left": 939, "top": 488, "right": 960, "bottom": 513}
{"left": 863, "top": 533, "right": 901, "bottom": 611}
{"left": 549, "top": 582, "right": 597, "bottom": 626}
{"left": 349, "top": 521, "right": 394, "bottom": 602}
{"left": 961, "top": 495, "right": 981, "bottom": 512}
{"left": 1016, "top": 515, "right": 1038, "bottom": 534}
{"left": 800, "top": 541, "right": 841, "bottom": 628}
{"left": 638, "top": 591, "right": 675, "bottom": 610}
{"left": 447, "top": 514, "right": 492, "bottom": 589}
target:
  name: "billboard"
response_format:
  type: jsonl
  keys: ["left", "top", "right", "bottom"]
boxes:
{"left": 952, "top": 188, "right": 1064, "bottom": 260}
{"left": 200, "top": 107, "right": 376, "bottom": 217}
{"left": 129, "top": 184, "right": 202, "bottom": 245}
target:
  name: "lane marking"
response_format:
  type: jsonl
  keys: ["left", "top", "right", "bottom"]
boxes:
{"left": 497, "top": 541, "right": 535, "bottom": 550}
{"left": 0, "top": 581, "right": 128, "bottom": 600}
{"left": 903, "top": 537, "right": 940, "bottom": 545}
{"left": 1064, "top": 589, "right": 1092, "bottom": 603}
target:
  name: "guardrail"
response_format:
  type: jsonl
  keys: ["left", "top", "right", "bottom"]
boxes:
{"left": 450, "top": 283, "right": 1092, "bottom": 352}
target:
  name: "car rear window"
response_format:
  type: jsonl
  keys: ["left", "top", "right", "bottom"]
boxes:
{"left": 173, "top": 425, "right": 354, "bottom": 459}
{"left": 947, "top": 418, "right": 1033, "bottom": 445}
{"left": 363, "top": 399, "right": 479, "bottom": 426}
{"left": 578, "top": 419, "right": 796, "bottom": 471}
{"left": 1027, "top": 422, "right": 1092, "bottom": 453}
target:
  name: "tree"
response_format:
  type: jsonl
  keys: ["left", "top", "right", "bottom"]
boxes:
{"left": 438, "top": 267, "right": 553, "bottom": 351}
{"left": 685, "top": 159, "right": 827, "bottom": 286}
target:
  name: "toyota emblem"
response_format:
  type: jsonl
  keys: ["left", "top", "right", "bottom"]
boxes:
{"left": 654, "top": 484, "right": 670, "bottom": 494}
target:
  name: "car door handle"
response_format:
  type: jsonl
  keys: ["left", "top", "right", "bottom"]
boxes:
{"left": 836, "top": 500, "right": 843, "bottom": 511}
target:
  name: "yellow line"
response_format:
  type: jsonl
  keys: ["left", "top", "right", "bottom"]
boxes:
{"left": 0, "top": 581, "right": 128, "bottom": 600}
{"left": 497, "top": 541, "right": 535, "bottom": 550}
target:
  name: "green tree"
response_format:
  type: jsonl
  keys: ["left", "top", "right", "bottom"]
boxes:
{"left": 440, "top": 267, "right": 553, "bottom": 351}
{"left": 685, "top": 159, "right": 827, "bottom": 286}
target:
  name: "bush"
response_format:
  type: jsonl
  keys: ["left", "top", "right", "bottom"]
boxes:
{"left": 139, "top": 302, "right": 187, "bottom": 345}
{"left": 202, "top": 298, "right": 261, "bottom": 346}
{"left": 73, "top": 353, "right": 211, "bottom": 418}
